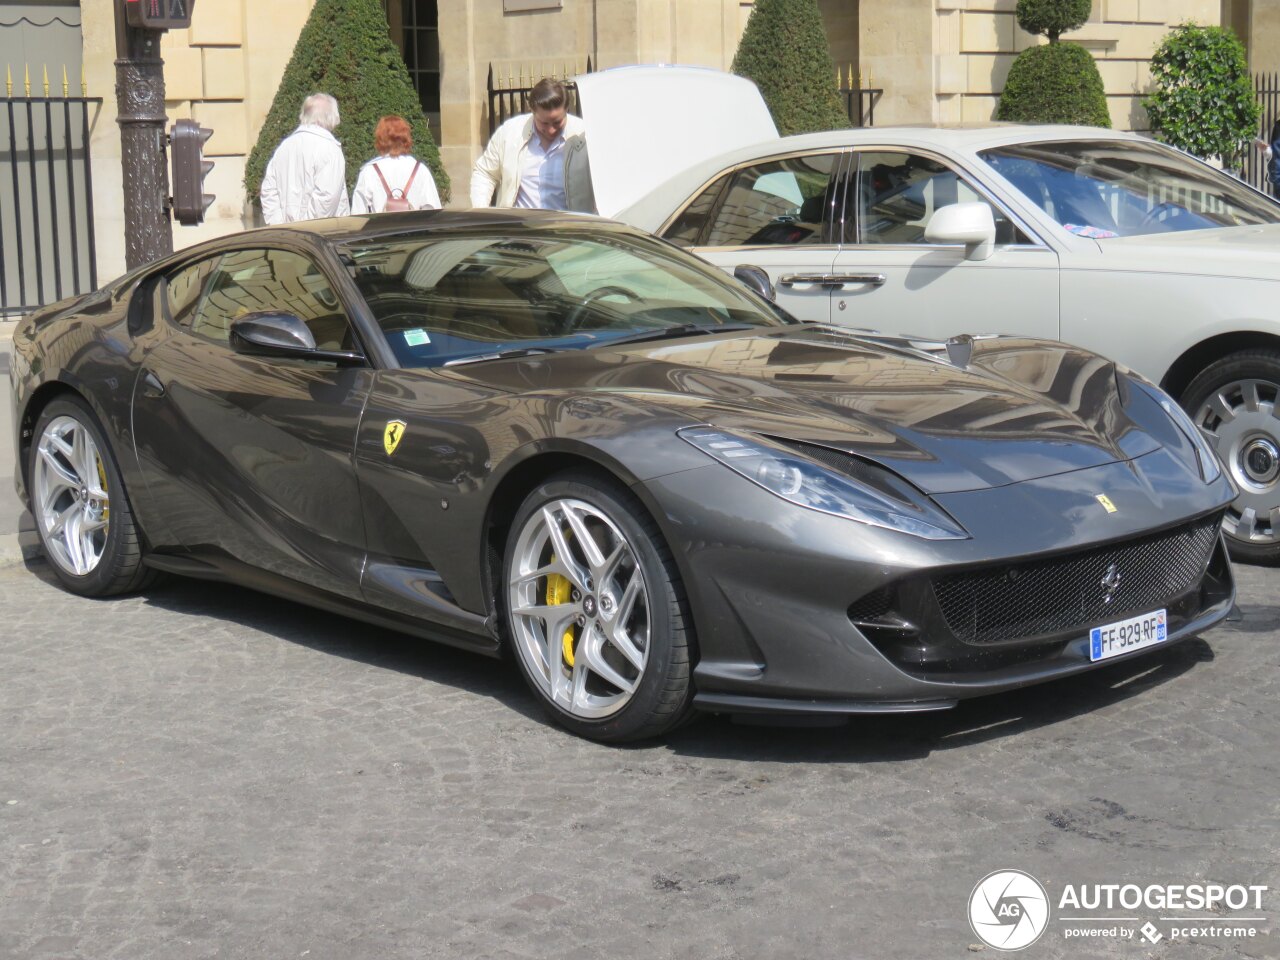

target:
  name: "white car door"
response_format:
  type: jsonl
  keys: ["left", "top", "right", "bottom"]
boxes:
{"left": 828, "top": 149, "right": 1060, "bottom": 340}
{"left": 668, "top": 149, "right": 847, "bottom": 324}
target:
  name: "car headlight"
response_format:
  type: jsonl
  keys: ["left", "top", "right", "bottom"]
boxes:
{"left": 1134, "top": 382, "right": 1223, "bottom": 484}
{"left": 678, "top": 427, "right": 969, "bottom": 540}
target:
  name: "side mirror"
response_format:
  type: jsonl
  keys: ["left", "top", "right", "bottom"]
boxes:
{"left": 230, "top": 312, "right": 365, "bottom": 365}
{"left": 734, "top": 264, "right": 775, "bottom": 302}
{"left": 924, "top": 202, "right": 997, "bottom": 261}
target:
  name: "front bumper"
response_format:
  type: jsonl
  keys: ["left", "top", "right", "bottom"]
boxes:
{"left": 641, "top": 449, "right": 1236, "bottom": 715}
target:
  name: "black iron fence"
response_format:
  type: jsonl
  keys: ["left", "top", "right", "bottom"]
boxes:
{"left": 0, "top": 78, "right": 101, "bottom": 317}
{"left": 837, "top": 68, "right": 881, "bottom": 127}
{"left": 1245, "top": 71, "right": 1280, "bottom": 194}
{"left": 487, "top": 60, "right": 592, "bottom": 137}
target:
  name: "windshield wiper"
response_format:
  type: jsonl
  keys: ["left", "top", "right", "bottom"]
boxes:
{"left": 443, "top": 347, "right": 563, "bottom": 367}
{"left": 590, "top": 323, "right": 756, "bottom": 349}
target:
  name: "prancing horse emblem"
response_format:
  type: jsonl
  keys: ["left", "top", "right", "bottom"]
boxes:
{"left": 384, "top": 420, "right": 407, "bottom": 456}
{"left": 1100, "top": 563, "right": 1122, "bottom": 604}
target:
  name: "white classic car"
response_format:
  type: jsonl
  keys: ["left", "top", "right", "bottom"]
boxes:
{"left": 577, "top": 67, "right": 1280, "bottom": 564}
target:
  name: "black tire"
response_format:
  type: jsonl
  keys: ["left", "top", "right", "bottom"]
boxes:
{"left": 27, "top": 395, "right": 156, "bottom": 595}
{"left": 1182, "top": 349, "right": 1280, "bottom": 565}
{"left": 501, "top": 470, "right": 696, "bottom": 742}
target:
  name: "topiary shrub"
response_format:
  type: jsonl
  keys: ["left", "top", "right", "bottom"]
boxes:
{"left": 245, "top": 0, "right": 449, "bottom": 205}
{"left": 996, "top": 0, "right": 1110, "bottom": 127}
{"left": 731, "top": 0, "right": 848, "bottom": 137}
{"left": 1144, "top": 23, "right": 1260, "bottom": 171}
{"left": 1015, "top": 0, "right": 1091, "bottom": 42}
{"left": 997, "top": 43, "right": 1111, "bottom": 126}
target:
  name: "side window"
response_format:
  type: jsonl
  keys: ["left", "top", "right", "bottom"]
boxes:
{"left": 164, "top": 256, "right": 219, "bottom": 328}
{"left": 704, "top": 153, "right": 840, "bottom": 248}
{"left": 191, "top": 248, "right": 351, "bottom": 350}
{"left": 662, "top": 173, "right": 729, "bottom": 247}
{"left": 851, "top": 151, "right": 1029, "bottom": 246}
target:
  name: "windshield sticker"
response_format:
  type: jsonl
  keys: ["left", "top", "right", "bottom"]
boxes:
{"left": 403, "top": 328, "right": 431, "bottom": 347}
{"left": 1063, "top": 223, "right": 1119, "bottom": 239}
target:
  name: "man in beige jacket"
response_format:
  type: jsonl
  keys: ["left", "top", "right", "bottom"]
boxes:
{"left": 470, "top": 78, "right": 595, "bottom": 213}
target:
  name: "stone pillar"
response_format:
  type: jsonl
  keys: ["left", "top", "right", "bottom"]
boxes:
{"left": 1250, "top": 0, "right": 1280, "bottom": 70}
{"left": 859, "top": 0, "right": 935, "bottom": 124}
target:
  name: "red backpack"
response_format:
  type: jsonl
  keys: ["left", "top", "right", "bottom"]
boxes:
{"left": 373, "top": 161, "right": 421, "bottom": 212}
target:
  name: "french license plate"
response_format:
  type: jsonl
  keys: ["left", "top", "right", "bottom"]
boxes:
{"left": 1089, "top": 609, "right": 1167, "bottom": 662}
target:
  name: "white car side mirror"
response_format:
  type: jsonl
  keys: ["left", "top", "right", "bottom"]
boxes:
{"left": 924, "top": 202, "right": 997, "bottom": 261}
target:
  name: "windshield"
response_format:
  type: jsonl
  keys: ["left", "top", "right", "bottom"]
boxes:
{"left": 340, "top": 227, "right": 786, "bottom": 367}
{"left": 978, "top": 139, "right": 1280, "bottom": 239}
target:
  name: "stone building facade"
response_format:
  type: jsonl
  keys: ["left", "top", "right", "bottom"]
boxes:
{"left": 8, "top": 1, "right": 1279, "bottom": 287}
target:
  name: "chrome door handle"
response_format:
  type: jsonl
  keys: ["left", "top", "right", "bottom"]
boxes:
{"left": 827, "top": 274, "right": 887, "bottom": 287}
{"left": 779, "top": 273, "right": 887, "bottom": 289}
{"left": 778, "top": 274, "right": 836, "bottom": 287}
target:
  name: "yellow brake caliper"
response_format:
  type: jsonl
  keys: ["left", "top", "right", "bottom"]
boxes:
{"left": 545, "top": 563, "right": 577, "bottom": 668}
{"left": 95, "top": 454, "right": 109, "bottom": 522}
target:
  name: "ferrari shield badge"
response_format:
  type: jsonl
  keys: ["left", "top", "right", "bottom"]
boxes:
{"left": 384, "top": 420, "right": 407, "bottom": 456}
{"left": 1095, "top": 493, "right": 1117, "bottom": 514}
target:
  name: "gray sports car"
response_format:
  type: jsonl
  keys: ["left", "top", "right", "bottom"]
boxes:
{"left": 9, "top": 211, "right": 1236, "bottom": 741}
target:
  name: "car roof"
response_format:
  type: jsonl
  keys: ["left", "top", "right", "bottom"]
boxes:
{"left": 671, "top": 123, "right": 1154, "bottom": 169}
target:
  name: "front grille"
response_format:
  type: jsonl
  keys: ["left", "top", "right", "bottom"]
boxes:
{"left": 933, "top": 514, "right": 1222, "bottom": 645}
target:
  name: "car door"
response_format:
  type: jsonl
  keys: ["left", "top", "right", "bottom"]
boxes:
{"left": 665, "top": 149, "right": 847, "bottom": 323}
{"left": 828, "top": 148, "right": 1060, "bottom": 340}
{"left": 130, "top": 244, "right": 374, "bottom": 599}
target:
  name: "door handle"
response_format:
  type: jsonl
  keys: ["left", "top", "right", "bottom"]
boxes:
{"left": 140, "top": 370, "right": 166, "bottom": 399}
{"left": 827, "top": 274, "right": 887, "bottom": 287}
{"left": 779, "top": 273, "right": 887, "bottom": 289}
{"left": 779, "top": 274, "right": 838, "bottom": 288}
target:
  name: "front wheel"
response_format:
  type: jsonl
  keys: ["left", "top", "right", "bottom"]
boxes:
{"left": 1183, "top": 350, "right": 1280, "bottom": 565}
{"left": 502, "top": 471, "right": 695, "bottom": 741}
{"left": 28, "top": 395, "right": 154, "bottom": 595}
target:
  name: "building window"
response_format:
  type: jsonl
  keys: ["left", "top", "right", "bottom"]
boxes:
{"left": 383, "top": 0, "right": 441, "bottom": 139}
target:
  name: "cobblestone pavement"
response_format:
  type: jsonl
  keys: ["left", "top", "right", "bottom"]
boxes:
{"left": 0, "top": 555, "right": 1276, "bottom": 960}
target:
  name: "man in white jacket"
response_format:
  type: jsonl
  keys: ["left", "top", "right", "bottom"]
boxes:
{"left": 470, "top": 78, "right": 595, "bottom": 213}
{"left": 260, "top": 93, "right": 351, "bottom": 225}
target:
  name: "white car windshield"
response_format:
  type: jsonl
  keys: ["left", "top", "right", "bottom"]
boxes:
{"left": 978, "top": 139, "right": 1280, "bottom": 239}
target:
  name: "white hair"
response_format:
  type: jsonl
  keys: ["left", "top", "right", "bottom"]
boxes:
{"left": 300, "top": 93, "right": 340, "bottom": 131}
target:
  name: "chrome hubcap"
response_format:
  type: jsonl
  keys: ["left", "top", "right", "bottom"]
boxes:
{"left": 508, "top": 498, "right": 650, "bottom": 719}
{"left": 1194, "top": 378, "right": 1280, "bottom": 544}
{"left": 33, "top": 415, "right": 110, "bottom": 576}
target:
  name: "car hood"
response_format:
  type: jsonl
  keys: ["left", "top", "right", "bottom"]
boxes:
{"left": 1098, "top": 223, "right": 1280, "bottom": 280}
{"left": 575, "top": 65, "right": 777, "bottom": 218}
{"left": 447, "top": 327, "right": 1161, "bottom": 495}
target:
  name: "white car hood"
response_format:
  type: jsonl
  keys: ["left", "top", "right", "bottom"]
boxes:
{"left": 575, "top": 65, "right": 777, "bottom": 218}
{"left": 1100, "top": 223, "right": 1280, "bottom": 280}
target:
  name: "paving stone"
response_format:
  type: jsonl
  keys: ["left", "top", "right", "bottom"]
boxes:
{"left": 0, "top": 559, "right": 1275, "bottom": 958}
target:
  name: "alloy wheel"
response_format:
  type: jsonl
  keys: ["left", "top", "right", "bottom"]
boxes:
{"left": 1193, "top": 377, "right": 1280, "bottom": 545}
{"left": 33, "top": 414, "right": 111, "bottom": 577}
{"left": 507, "top": 497, "right": 651, "bottom": 719}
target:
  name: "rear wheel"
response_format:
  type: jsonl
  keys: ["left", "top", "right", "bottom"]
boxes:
{"left": 28, "top": 396, "right": 153, "bottom": 595}
{"left": 502, "top": 471, "right": 695, "bottom": 741}
{"left": 1183, "top": 350, "right": 1280, "bottom": 565}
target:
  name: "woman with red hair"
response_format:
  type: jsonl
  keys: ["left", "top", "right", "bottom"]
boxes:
{"left": 352, "top": 115, "right": 442, "bottom": 214}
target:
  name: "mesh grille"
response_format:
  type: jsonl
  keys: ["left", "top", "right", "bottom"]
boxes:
{"left": 933, "top": 515, "right": 1222, "bottom": 645}
{"left": 848, "top": 587, "right": 894, "bottom": 624}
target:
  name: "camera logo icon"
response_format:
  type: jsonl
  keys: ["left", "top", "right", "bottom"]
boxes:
{"left": 969, "top": 869, "right": 1050, "bottom": 951}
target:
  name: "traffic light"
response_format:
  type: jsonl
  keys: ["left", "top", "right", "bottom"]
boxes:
{"left": 170, "top": 119, "right": 215, "bottom": 226}
{"left": 125, "top": 0, "right": 196, "bottom": 30}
